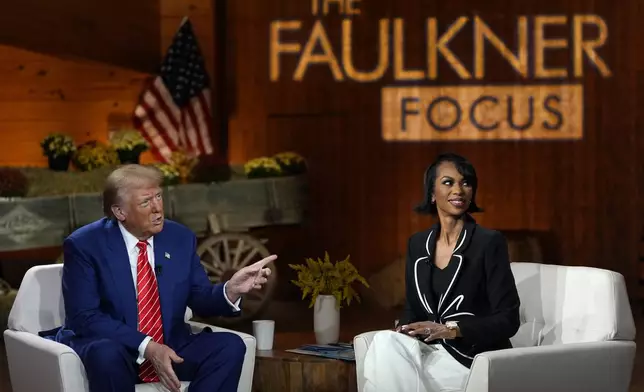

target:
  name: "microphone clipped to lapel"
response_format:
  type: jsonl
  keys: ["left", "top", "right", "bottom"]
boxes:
{"left": 155, "top": 252, "right": 171, "bottom": 277}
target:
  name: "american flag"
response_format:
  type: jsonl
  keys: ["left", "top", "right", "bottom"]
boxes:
{"left": 133, "top": 18, "right": 214, "bottom": 162}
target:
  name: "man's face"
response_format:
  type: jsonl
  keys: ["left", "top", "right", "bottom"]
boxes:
{"left": 118, "top": 185, "right": 164, "bottom": 239}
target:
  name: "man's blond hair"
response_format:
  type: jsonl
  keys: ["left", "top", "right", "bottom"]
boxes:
{"left": 103, "top": 164, "right": 163, "bottom": 219}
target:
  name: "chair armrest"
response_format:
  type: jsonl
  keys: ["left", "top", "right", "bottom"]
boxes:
{"left": 3, "top": 330, "right": 88, "bottom": 392}
{"left": 465, "top": 340, "right": 636, "bottom": 392}
{"left": 187, "top": 321, "right": 256, "bottom": 392}
{"left": 353, "top": 330, "right": 384, "bottom": 392}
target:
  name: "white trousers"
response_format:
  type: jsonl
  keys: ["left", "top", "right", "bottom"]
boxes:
{"left": 363, "top": 330, "right": 470, "bottom": 392}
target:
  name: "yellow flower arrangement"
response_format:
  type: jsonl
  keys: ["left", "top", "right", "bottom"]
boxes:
{"left": 110, "top": 129, "right": 149, "bottom": 164}
{"left": 170, "top": 149, "right": 198, "bottom": 183}
{"left": 151, "top": 163, "right": 180, "bottom": 186}
{"left": 273, "top": 151, "right": 307, "bottom": 175}
{"left": 244, "top": 157, "right": 283, "bottom": 179}
{"left": 40, "top": 133, "right": 76, "bottom": 158}
{"left": 289, "top": 252, "right": 370, "bottom": 309}
{"left": 109, "top": 130, "right": 149, "bottom": 153}
{"left": 72, "top": 141, "right": 120, "bottom": 172}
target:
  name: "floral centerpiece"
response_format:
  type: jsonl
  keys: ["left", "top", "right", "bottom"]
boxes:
{"left": 289, "top": 252, "right": 369, "bottom": 344}
{"left": 40, "top": 133, "right": 76, "bottom": 171}
{"left": 109, "top": 129, "right": 149, "bottom": 164}
{"left": 151, "top": 163, "right": 180, "bottom": 186}
{"left": 170, "top": 149, "right": 198, "bottom": 184}
{"left": 273, "top": 151, "right": 307, "bottom": 175}
{"left": 243, "top": 157, "right": 283, "bottom": 179}
{"left": 72, "top": 141, "right": 120, "bottom": 172}
{"left": 289, "top": 252, "right": 370, "bottom": 309}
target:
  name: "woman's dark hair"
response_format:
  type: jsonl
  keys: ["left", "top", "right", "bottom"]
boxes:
{"left": 414, "top": 152, "right": 483, "bottom": 215}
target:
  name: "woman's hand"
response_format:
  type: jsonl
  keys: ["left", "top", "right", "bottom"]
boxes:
{"left": 400, "top": 321, "right": 458, "bottom": 342}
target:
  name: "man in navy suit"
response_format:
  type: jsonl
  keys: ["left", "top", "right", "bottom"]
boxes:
{"left": 61, "top": 164, "right": 277, "bottom": 392}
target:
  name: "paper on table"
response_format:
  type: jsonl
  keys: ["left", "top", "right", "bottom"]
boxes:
{"left": 286, "top": 343, "right": 355, "bottom": 361}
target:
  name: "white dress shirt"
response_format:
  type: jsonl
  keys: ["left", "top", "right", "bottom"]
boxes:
{"left": 117, "top": 222, "right": 241, "bottom": 364}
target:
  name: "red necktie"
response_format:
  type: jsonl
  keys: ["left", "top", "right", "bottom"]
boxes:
{"left": 136, "top": 240, "right": 164, "bottom": 383}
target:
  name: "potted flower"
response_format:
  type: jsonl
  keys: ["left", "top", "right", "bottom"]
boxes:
{"left": 273, "top": 151, "right": 307, "bottom": 175}
{"left": 289, "top": 252, "right": 370, "bottom": 344}
{"left": 40, "top": 133, "right": 76, "bottom": 171}
{"left": 170, "top": 149, "right": 198, "bottom": 184}
{"left": 243, "top": 157, "right": 283, "bottom": 179}
{"left": 151, "top": 163, "right": 180, "bottom": 186}
{"left": 72, "top": 141, "right": 120, "bottom": 172}
{"left": 109, "top": 129, "right": 149, "bottom": 164}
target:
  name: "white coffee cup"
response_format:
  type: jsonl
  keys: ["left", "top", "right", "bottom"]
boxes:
{"left": 252, "top": 320, "right": 275, "bottom": 350}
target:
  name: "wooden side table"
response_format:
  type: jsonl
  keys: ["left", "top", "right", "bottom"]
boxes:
{"left": 252, "top": 349, "right": 357, "bottom": 392}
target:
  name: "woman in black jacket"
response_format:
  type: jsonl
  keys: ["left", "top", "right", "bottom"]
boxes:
{"left": 362, "top": 153, "right": 521, "bottom": 392}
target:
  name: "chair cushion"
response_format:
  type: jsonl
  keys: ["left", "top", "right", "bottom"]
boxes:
{"left": 510, "top": 262, "right": 636, "bottom": 348}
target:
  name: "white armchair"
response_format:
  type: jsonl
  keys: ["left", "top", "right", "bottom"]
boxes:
{"left": 354, "top": 262, "right": 637, "bottom": 392}
{"left": 3, "top": 264, "right": 256, "bottom": 392}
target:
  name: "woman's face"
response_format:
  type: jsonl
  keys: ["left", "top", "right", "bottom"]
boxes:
{"left": 432, "top": 161, "right": 474, "bottom": 218}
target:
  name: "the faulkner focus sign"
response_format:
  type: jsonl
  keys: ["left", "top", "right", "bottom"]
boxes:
{"left": 269, "top": 0, "right": 611, "bottom": 141}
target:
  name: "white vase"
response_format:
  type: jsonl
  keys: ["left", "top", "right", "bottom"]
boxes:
{"left": 313, "top": 294, "right": 340, "bottom": 344}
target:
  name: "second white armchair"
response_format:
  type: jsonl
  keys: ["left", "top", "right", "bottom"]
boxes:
{"left": 354, "top": 262, "right": 637, "bottom": 392}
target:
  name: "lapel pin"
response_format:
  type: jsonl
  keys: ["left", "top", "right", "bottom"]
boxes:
{"left": 165, "top": 252, "right": 171, "bottom": 259}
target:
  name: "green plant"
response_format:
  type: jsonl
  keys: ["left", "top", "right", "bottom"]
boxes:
{"left": 40, "top": 133, "right": 76, "bottom": 158}
{"left": 289, "top": 252, "right": 370, "bottom": 309}
{"left": 0, "top": 167, "right": 29, "bottom": 197}
{"left": 244, "top": 157, "right": 283, "bottom": 179}
{"left": 72, "top": 141, "right": 120, "bottom": 172}
{"left": 170, "top": 149, "right": 198, "bottom": 183}
{"left": 151, "top": 163, "right": 180, "bottom": 186}
{"left": 109, "top": 129, "right": 149, "bottom": 154}
{"left": 273, "top": 151, "right": 307, "bottom": 175}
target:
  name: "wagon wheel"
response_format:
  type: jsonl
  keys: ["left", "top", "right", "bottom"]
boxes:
{"left": 196, "top": 232, "right": 277, "bottom": 325}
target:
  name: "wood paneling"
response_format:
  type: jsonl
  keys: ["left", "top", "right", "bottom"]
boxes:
{"left": 0, "top": 0, "right": 217, "bottom": 168}
{"left": 0, "top": 0, "right": 159, "bottom": 73}
{"left": 161, "top": 0, "right": 215, "bottom": 74}
{"left": 226, "top": 0, "right": 644, "bottom": 296}
{"left": 0, "top": 45, "right": 148, "bottom": 167}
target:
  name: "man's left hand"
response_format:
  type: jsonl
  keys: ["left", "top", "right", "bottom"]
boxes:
{"left": 225, "top": 254, "right": 277, "bottom": 302}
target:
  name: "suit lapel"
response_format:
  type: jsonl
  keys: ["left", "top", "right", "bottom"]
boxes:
{"left": 421, "top": 228, "right": 439, "bottom": 315}
{"left": 105, "top": 219, "right": 138, "bottom": 329}
{"left": 152, "top": 228, "right": 174, "bottom": 337}
{"left": 436, "top": 216, "right": 476, "bottom": 317}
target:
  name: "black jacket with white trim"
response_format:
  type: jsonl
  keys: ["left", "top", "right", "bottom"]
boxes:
{"left": 399, "top": 215, "right": 521, "bottom": 368}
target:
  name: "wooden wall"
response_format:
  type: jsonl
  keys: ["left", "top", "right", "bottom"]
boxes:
{"left": 0, "top": 0, "right": 216, "bottom": 168}
{"left": 225, "top": 0, "right": 644, "bottom": 295}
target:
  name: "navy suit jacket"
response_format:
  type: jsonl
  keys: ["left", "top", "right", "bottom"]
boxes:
{"left": 60, "top": 218, "right": 239, "bottom": 356}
